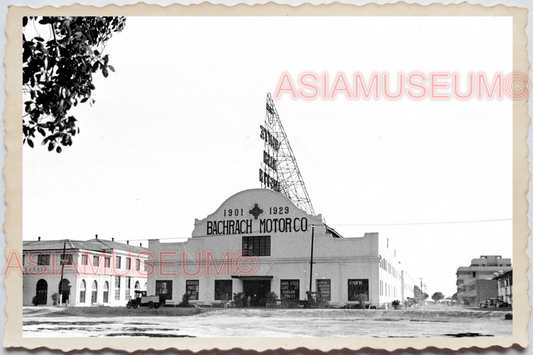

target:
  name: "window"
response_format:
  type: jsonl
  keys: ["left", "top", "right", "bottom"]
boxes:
{"left": 37, "top": 254, "right": 50, "bottom": 266}
{"left": 348, "top": 279, "right": 369, "bottom": 302}
{"left": 82, "top": 254, "right": 88, "bottom": 266}
{"left": 116, "top": 256, "right": 121, "bottom": 269}
{"left": 105, "top": 257, "right": 111, "bottom": 268}
{"left": 79, "top": 280, "right": 86, "bottom": 303}
{"left": 61, "top": 253, "right": 73, "bottom": 265}
{"left": 214, "top": 280, "right": 232, "bottom": 301}
{"left": 125, "top": 277, "right": 132, "bottom": 300}
{"left": 126, "top": 258, "right": 131, "bottom": 270}
{"left": 103, "top": 281, "right": 109, "bottom": 303}
{"left": 186, "top": 280, "right": 199, "bottom": 300}
{"left": 280, "top": 279, "right": 300, "bottom": 300}
{"left": 91, "top": 280, "right": 98, "bottom": 304}
{"left": 93, "top": 255, "right": 99, "bottom": 267}
{"left": 316, "top": 279, "right": 331, "bottom": 301}
{"left": 136, "top": 259, "right": 140, "bottom": 271}
{"left": 115, "top": 276, "right": 121, "bottom": 300}
{"left": 242, "top": 236, "right": 271, "bottom": 256}
{"left": 156, "top": 280, "right": 173, "bottom": 301}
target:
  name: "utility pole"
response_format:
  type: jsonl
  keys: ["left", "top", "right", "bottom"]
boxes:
{"left": 308, "top": 225, "right": 316, "bottom": 303}
{"left": 59, "top": 240, "right": 67, "bottom": 306}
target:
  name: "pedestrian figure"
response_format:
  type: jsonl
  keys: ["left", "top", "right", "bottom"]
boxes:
{"left": 247, "top": 295, "right": 251, "bottom": 307}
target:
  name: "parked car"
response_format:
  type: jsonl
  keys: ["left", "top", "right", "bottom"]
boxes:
{"left": 126, "top": 290, "right": 165, "bottom": 309}
{"left": 479, "top": 298, "right": 510, "bottom": 308}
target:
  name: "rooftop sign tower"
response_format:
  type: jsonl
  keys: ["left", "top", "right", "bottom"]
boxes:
{"left": 259, "top": 93, "right": 315, "bottom": 216}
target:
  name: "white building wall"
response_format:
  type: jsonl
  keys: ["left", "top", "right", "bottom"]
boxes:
{"left": 148, "top": 189, "right": 408, "bottom": 308}
{"left": 23, "top": 244, "right": 149, "bottom": 307}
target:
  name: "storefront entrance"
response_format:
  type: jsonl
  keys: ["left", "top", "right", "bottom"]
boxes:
{"left": 243, "top": 280, "right": 271, "bottom": 307}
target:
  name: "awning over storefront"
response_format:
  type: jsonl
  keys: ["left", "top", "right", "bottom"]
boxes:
{"left": 231, "top": 275, "right": 273, "bottom": 280}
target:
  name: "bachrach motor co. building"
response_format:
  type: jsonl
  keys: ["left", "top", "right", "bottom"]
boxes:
{"left": 147, "top": 188, "right": 414, "bottom": 307}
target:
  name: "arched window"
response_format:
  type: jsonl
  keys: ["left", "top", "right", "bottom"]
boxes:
{"left": 144, "top": 282, "right": 147, "bottom": 291}
{"left": 79, "top": 280, "right": 86, "bottom": 303}
{"left": 103, "top": 281, "right": 109, "bottom": 303}
{"left": 135, "top": 281, "right": 140, "bottom": 290}
{"left": 91, "top": 280, "right": 98, "bottom": 304}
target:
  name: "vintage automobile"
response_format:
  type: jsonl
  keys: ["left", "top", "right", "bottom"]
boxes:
{"left": 478, "top": 298, "right": 510, "bottom": 308}
{"left": 126, "top": 290, "right": 165, "bottom": 309}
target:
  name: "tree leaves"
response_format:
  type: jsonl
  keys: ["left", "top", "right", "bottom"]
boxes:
{"left": 22, "top": 16, "right": 126, "bottom": 152}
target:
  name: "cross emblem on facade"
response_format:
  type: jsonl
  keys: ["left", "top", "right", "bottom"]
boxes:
{"left": 249, "top": 204, "right": 263, "bottom": 220}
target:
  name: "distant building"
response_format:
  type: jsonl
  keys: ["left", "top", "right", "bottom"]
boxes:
{"left": 493, "top": 270, "right": 513, "bottom": 305}
{"left": 147, "top": 188, "right": 411, "bottom": 308}
{"left": 461, "top": 278, "right": 498, "bottom": 306}
{"left": 23, "top": 237, "right": 149, "bottom": 307}
{"left": 456, "top": 255, "right": 512, "bottom": 306}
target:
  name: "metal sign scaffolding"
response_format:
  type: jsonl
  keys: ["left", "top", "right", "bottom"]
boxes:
{"left": 259, "top": 93, "right": 315, "bottom": 216}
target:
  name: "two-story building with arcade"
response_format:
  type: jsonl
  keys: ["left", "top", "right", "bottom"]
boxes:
{"left": 23, "top": 237, "right": 149, "bottom": 307}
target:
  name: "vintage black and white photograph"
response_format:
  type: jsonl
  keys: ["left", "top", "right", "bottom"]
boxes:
{"left": 7, "top": 3, "right": 528, "bottom": 349}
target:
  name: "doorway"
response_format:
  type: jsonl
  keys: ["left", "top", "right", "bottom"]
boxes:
{"left": 36, "top": 279, "right": 48, "bottom": 305}
{"left": 243, "top": 280, "right": 271, "bottom": 307}
{"left": 58, "top": 279, "right": 71, "bottom": 304}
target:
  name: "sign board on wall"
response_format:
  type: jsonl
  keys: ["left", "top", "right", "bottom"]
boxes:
{"left": 280, "top": 279, "right": 300, "bottom": 300}
{"left": 348, "top": 279, "right": 369, "bottom": 302}
{"left": 316, "top": 279, "right": 331, "bottom": 301}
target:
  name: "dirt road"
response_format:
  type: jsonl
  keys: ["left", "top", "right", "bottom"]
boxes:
{"left": 23, "top": 306, "right": 512, "bottom": 338}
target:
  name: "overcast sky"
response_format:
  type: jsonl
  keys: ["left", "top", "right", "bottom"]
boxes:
{"left": 23, "top": 16, "right": 513, "bottom": 297}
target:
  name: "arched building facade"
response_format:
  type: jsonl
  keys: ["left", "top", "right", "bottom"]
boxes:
{"left": 148, "top": 189, "right": 412, "bottom": 308}
{"left": 23, "top": 238, "right": 149, "bottom": 307}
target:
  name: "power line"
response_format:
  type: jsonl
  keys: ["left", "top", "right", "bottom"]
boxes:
{"left": 110, "top": 218, "right": 512, "bottom": 243}
{"left": 329, "top": 218, "right": 512, "bottom": 227}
